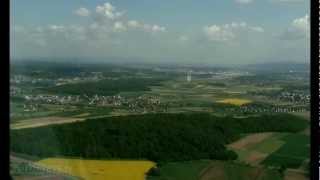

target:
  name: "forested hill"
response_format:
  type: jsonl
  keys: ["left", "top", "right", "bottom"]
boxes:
{"left": 11, "top": 113, "right": 307, "bottom": 162}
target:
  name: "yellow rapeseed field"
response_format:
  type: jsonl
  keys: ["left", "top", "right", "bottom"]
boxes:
{"left": 216, "top": 98, "right": 252, "bottom": 106}
{"left": 36, "top": 158, "right": 156, "bottom": 180}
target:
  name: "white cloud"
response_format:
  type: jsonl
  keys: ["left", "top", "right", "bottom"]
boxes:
{"left": 127, "top": 20, "right": 142, "bottom": 28}
{"left": 93, "top": 3, "right": 166, "bottom": 34}
{"left": 235, "top": 0, "right": 254, "bottom": 4}
{"left": 113, "top": 21, "right": 127, "bottom": 32}
{"left": 280, "top": 14, "right": 309, "bottom": 40}
{"left": 127, "top": 20, "right": 166, "bottom": 33}
{"left": 147, "top": 24, "right": 166, "bottom": 33}
{"left": 179, "top": 35, "right": 189, "bottom": 41}
{"left": 74, "top": 7, "right": 90, "bottom": 17}
{"left": 204, "top": 25, "right": 235, "bottom": 41}
{"left": 250, "top": 26, "right": 265, "bottom": 32}
{"left": 96, "top": 2, "right": 124, "bottom": 20}
{"left": 12, "top": 2, "right": 168, "bottom": 57}
{"left": 48, "top": 25, "right": 65, "bottom": 32}
{"left": 292, "top": 14, "right": 309, "bottom": 32}
{"left": 204, "top": 22, "right": 264, "bottom": 42}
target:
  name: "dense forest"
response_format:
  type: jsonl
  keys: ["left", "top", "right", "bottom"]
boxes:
{"left": 43, "top": 78, "right": 165, "bottom": 96}
{"left": 11, "top": 113, "right": 307, "bottom": 162}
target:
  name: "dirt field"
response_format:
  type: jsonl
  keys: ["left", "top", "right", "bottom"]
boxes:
{"left": 244, "top": 151, "right": 268, "bottom": 165}
{"left": 198, "top": 161, "right": 281, "bottom": 180}
{"left": 10, "top": 116, "right": 85, "bottom": 130}
{"left": 284, "top": 170, "right": 308, "bottom": 180}
{"left": 228, "top": 133, "right": 274, "bottom": 150}
{"left": 199, "top": 164, "right": 226, "bottom": 180}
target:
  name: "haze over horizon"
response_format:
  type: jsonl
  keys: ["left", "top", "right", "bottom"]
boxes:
{"left": 11, "top": 0, "right": 310, "bottom": 65}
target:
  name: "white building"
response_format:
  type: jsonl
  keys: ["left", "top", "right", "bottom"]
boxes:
{"left": 187, "top": 71, "right": 192, "bottom": 82}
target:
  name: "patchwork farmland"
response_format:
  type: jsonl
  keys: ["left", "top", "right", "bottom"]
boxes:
{"left": 10, "top": 62, "right": 310, "bottom": 180}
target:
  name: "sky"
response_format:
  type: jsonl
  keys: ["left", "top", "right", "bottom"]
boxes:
{"left": 10, "top": 0, "right": 310, "bottom": 65}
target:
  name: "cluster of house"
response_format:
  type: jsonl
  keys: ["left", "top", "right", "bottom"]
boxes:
{"left": 10, "top": 75, "right": 32, "bottom": 84}
{"left": 213, "top": 103, "right": 308, "bottom": 114}
{"left": 11, "top": 73, "right": 105, "bottom": 87}
{"left": 85, "top": 94, "right": 165, "bottom": 112}
{"left": 23, "top": 95, "right": 81, "bottom": 104}
{"left": 126, "top": 95, "right": 164, "bottom": 112}
{"left": 278, "top": 92, "right": 310, "bottom": 104}
{"left": 20, "top": 93, "right": 166, "bottom": 113}
{"left": 10, "top": 86, "right": 23, "bottom": 96}
{"left": 11, "top": 75, "right": 54, "bottom": 85}
{"left": 22, "top": 104, "right": 40, "bottom": 112}
{"left": 238, "top": 106, "right": 308, "bottom": 113}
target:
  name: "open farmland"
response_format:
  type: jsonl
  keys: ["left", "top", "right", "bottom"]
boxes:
{"left": 148, "top": 160, "right": 282, "bottom": 180}
{"left": 228, "top": 131, "right": 306, "bottom": 169}
{"left": 228, "top": 133, "right": 287, "bottom": 165}
{"left": 148, "top": 160, "right": 211, "bottom": 180}
{"left": 216, "top": 98, "right": 252, "bottom": 106}
{"left": 200, "top": 161, "right": 282, "bottom": 180}
{"left": 10, "top": 116, "right": 85, "bottom": 130}
{"left": 10, "top": 62, "right": 310, "bottom": 180}
{"left": 262, "top": 134, "right": 309, "bottom": 169}
{"left": 37, "top": 158, "right": 155, "bottom": 180}
{"left": 228, "top": 132, "right": 310, "bottom": 170}
{"left": 227, "top": 133, "right": 274, "bottom": 150}
{"left": 284, "top": 169, "right": 309, "bottom": 180}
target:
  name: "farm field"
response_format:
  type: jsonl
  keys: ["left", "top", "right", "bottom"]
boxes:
{"left": 36, "top": 158, "right": 155, "bottom": 180}
{"left": 10, "top": 62, "right": 310, "bottom": 180}
{"left": 200, "top": 161, "right": 282, "bottom": 180}
{"left": 248, "top": 133, "right": 288, "bottom": 154}
{"left": 228, "top": 133, "right": 286, "bottom": 165}
{"left": 148, "top": 160, "right": 211, "bottom": 180}
{"left": 10, "top": 116, "right": 85, "bottom": 130}
{"left": 216, "top": 98, "right": 252, "bottom": 106}
{"left": 148, "top": 160, "right": 282, "bottom": 180}
{"left": 229, "top": 132, "right": 310, "bottom": 171}
{"left": 228, "top": 133, "right": 274, "bottom": 150}
{"left": 262, "top": 134, "right": 309, "bottom": 169}
{"left": 284, "top": 169, "right": 309, "bottom": 180}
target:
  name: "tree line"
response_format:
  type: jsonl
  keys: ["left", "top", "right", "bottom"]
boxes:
{"left": 11, "top": 113, "right": 307, "bottom": 162}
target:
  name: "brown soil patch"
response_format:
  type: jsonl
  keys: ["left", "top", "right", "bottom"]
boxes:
{"left": 244, "top": 151, "right": 268, "bottom": 165}
{"left": 284, "top": 170, "right": 308, "bottom": 180}
{"left": 228, "top": 133, "right": 274, "bottom": 150}
{"left": 11, "top": 117, "right": 85, "bottom": 130}
{"left": 199, "top": 164, "right": 226, "bottom": 180}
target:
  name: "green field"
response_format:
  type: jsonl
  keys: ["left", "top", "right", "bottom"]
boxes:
{"left": 148, "top": 160, "right": 282, "bottom": 180}
{"left": 53, "top": 106, "right": 113, "bottom": 118}
{"left": 262, "top": 134, "right": 309, "bottom": 168}
{"left": 148, "top": 160, "right": 211, "bottom": 180}
{"left": 248, "top": 133, "right": 288, "bottom": 154}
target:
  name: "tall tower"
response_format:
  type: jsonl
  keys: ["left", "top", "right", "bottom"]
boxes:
{"left": 187, "top": 71, "right": 192, "bottom": 82}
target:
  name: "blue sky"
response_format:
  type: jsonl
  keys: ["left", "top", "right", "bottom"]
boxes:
{"left": 11, "top": 0, "right": 310, "bottom": 65}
